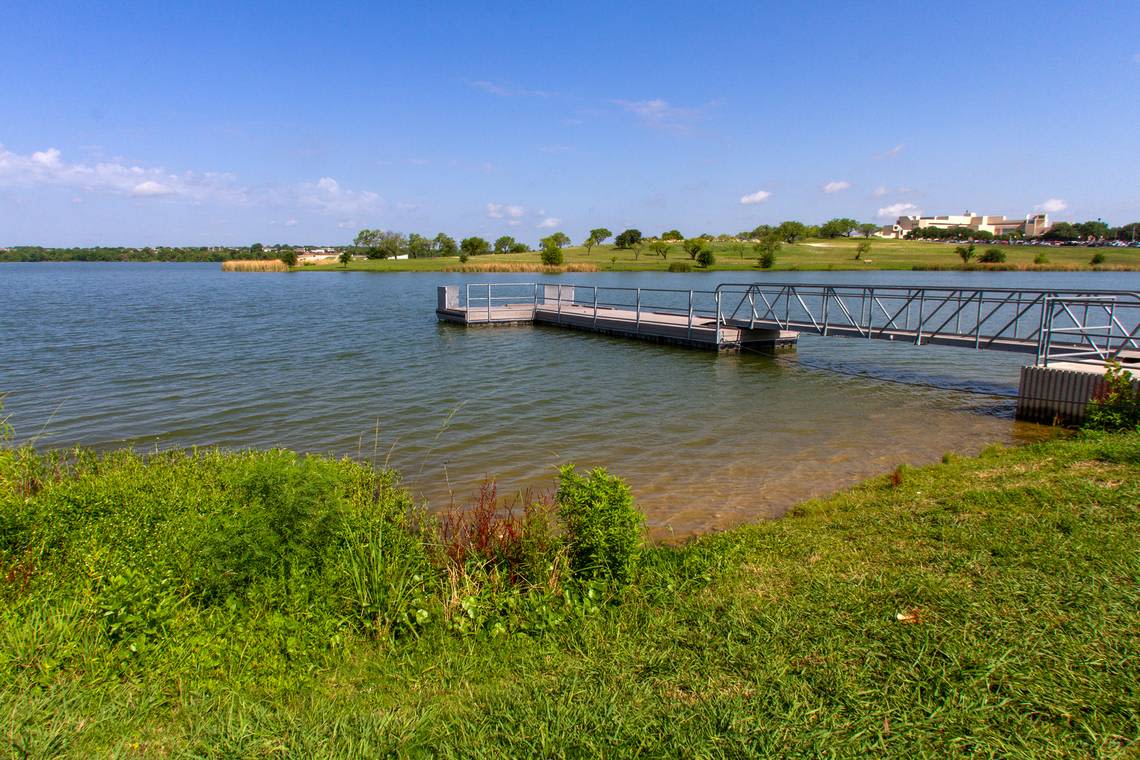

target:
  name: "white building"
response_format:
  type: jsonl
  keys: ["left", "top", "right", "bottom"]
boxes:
{"left": 878, "top": 211, "right": 1051, "bottom": 239}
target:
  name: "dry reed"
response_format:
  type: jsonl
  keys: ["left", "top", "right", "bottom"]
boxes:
{"left": 442, "top": 262, "right": 599, "bottom": 273}
{"left": 221, "top": 260, "right": 289, "bottom": 272}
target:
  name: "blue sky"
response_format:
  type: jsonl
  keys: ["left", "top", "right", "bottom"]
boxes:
{"left": 2, "top": 0, "right": 1139, "bottom": 246}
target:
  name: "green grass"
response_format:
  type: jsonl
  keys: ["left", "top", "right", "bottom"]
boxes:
{"left": 304, "top": 238, "right": 1140, "bottom": 273}
{"left": 2, "top": 432, "right": 1139, "bottom": 756}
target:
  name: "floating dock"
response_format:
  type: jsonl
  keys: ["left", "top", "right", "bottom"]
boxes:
{"left": 437, "top": 284, "right": 797, "bottom": 352}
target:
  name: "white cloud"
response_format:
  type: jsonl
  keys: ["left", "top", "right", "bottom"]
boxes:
{"left": 470, "top": 80, "right": 550, "bottom": 98}
{"left": 0, "top": 143, "right": 403, "bottom": 222}
{"left": 293, "top": 176, "right": 383, "bottom": 216}
{"left": 822, "top": 180, "right": 851, "bottom": 194}
{"left": 612, "top": 98, "right": 705, "bottom": 133}
{"left": 874, "top": 143, "right": 905, "bottom": 160}
{"left": 537, "top": 217, "right": 561, "bottom": 229}
{"left": 739, "top": 190, "right": 772, "bottom": 205}
{"left": 877, "top": 202, "right": 919, "bottom": 218}
{"left": 131, "top": 180, "right": 173, "bottom": 197}
{"left": 871, "top": 186, "right": 888, "bottom": 197}
{"left": 1035, "top": 198, "right": 1068, "bottom": 213}
{"left": 539, "top": 145, "right": 572, "bottom": 154}
{"left": 486, "top": 203, "right": 526, "bottom": 220}
{"left": 284, "top": 218, "right": 298, "bottom": 227}
{"left": 0, "top": 143, "right": 244, "bottom": 203}
{"left": 31, "top": 148, "right": 61, "bottom": 167}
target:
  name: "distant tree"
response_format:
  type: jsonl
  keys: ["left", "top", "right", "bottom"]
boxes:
{"left": 695, "top": 249, "right": 716, "bottom": 268}
{"left": 540, "top": 244, "right": 564, "bottom": 266}
{"left": 584, "top": 227, "right": 613, "bottom": 254}
{"left": 354, "top": 229, "right": 381, "bottom": 249}
{"left": 855, "top": 240, "right": 871, "bottom": 260}
{"left": 250, "top": 242, "right": 265, "bottom": 255}
{"left": 494, "top": 235, "right": 516, "bottom": 254}
{"left": 540, "top": 232, "right": 571, "bottom": 249}
{"left": 754, "top": 234, "right": 781, "bottom": 269}
{"left": 338, "top": 249, "right": 352, "bottom": 268}
{"left": 1115, "top": 222, "right": 1140, "bottom": 241}
{"left": 539, "top": 232, "right": 568, "bottom": 250}
{"left": 278, "top": 249, "right": 298, "bottom": 267}
{"left": 748, "top": 224, "right": 774, "bottom": 239}
{"left": 407, "top": 233, "right": 432, "bottom": 258}
{"left": 460, "top": 236, "right": 491, "bottom": 256}
{"left": 776, "top": 221, "right": 807, "bottom": 243}
{"left": 819, "top": 218, "right": 848, "bottom": 238}
{"left": 648, "top": 241, "right": 670, "bottom": 260}
{"left": 661, "top": 229, "right": 684, "bottom": 241}
{"left": 682, "top": 238, "right": 707, "bottom": 260}
{"left": 956, "top": 243, "right": 976, "bottom": 263}
{"left": 509, "top": 242, "right": 529, "bottom": 253}
{"left": 376, "top": 231, "right": 405, "bottom": 259}
{"left": 858, "top": 223, "right": 879, "bottom": 238}
{"left": 615, "top": 229, "right": 643, "bottom": 249}
{"left": 434, "top": 232, "right": 458, "bottom": 257}
{"left": 1074, "top": 220, "right": 1110, "bottom": 240}
{"left": 1044, "top": 222, "right": 1078, "bottom": 242}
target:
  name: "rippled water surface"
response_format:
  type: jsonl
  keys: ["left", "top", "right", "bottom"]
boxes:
{"left": 5, "top": 264, "right": 1137, "bottom": 535}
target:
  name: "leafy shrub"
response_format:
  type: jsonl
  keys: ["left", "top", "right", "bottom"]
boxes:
{"left": 556, "top": 465, "right": 643, "bottom": 586}
{"left": 195, "top": 452, "right": 343, "bottom": 601}
{"left": 667, "top": 261, "right": 692, "bottom": 272}
{"left": 1084, "top": 362, "right": 1139, "bottom": 431}
{"left": 682, "top": 239, "right": 707, "bottom": 260}
{"left": 540, "top": 246, "right": 564, "bottom": 266}
{"left": 695, "top": 250, "right": 716, "bottom": 268}
{"left": 978, "top": 247, "right": 1006, "bottom": 263}
{"left": 956, "top": 243, "right": 976, "bottom": 263}
{"left": 1033, "top": 252, "right": 1050, "bottom": 265}
{"left": 458, "top": 253, "right": 469, "bottom": 263}
{"left": 855, "top": 240, "right": 871, "bottom": 260}
{"left": 1090, "top": 252, "right": 1107, "bottom": 265}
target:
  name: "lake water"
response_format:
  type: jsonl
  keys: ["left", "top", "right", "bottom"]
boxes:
{"left": 4, "top": 264, "right": 1138, "bottom": 536}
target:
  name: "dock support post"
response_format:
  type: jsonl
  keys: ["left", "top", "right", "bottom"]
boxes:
{"left": 687, "top": 290, "right": 694, "bottom": 340}
{"left": 715, "top": 290, "right": 722, "bottom": 346}
{"left": 635, "top": 289, "right": 641, "bottom": 334}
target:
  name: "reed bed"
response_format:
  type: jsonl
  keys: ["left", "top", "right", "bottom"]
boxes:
{"left": 221, "top": 259, "right": 289, "bottom": 272}
{"left": 442, "top": 262, "right": 599, "bottom": 273}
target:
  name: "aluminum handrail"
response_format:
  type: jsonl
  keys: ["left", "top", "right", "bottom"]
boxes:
{"left": 711, "top": 282, "right": 1140, "bottom": 365}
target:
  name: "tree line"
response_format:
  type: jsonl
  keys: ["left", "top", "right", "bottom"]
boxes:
{"left": 0, "top": 244, "right": 296, "bottom": 263}
{"left": 6, "top": 217, "right": 1136, "bottom": 265}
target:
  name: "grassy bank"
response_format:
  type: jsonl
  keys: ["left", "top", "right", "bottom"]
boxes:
{"left": 2, "top": 432, "right": 1138, "bottom": 756}
{"left": 301, "top": 238, "right": 1140, "bottom": 273}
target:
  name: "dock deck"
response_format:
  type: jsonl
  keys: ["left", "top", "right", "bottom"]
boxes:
{"left": 436, "top": 284, "right": 797, "bottom": 351}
